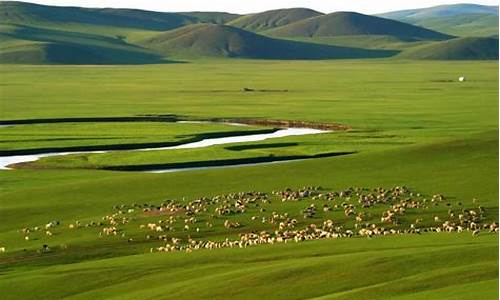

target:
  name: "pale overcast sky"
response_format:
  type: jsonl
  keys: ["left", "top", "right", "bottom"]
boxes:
{"left": 11, "top": 0, "right": 500, "bottom": 14}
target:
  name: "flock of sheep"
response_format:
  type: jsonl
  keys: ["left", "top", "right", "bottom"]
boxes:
{"left": 6, "top": 186, "right": 498, "bottom": 254}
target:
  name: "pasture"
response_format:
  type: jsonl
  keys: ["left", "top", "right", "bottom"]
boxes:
{"left": 0, "top": 59, "right": 498, "bottom": 299}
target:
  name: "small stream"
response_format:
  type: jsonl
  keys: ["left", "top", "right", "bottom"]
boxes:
{"left": 0, "top": 123, "right": 328, "bottom": 170}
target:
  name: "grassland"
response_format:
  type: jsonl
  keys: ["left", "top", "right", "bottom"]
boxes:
{"left": 399, "top": 37, "right": 499, "bottom": 60}
{"left": 227, "top": 8, "right": 322, "bottom": 32}
{"left": 1, "top": 234, "right": 497, "bottom": 300}
{"left": 377, "top": 4, "right": 498, "bottom": 37}
{"left": 2, "top": 2, "right": 498, "bottom": 63}
{"left": 400, "top": 14, "right": 499, "bottom": 38}
{"left": 264, "top": 12, "right": 451, "bottom": 40}
{"left": 0, "top": 59, "right": 498, "bottom": 299}
{"left": 0, "top": 121, "right": 270, "bottom": 151}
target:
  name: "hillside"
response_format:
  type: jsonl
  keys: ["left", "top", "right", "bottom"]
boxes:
{"left": 0, "top": 1, "right": 198, "bottom": 32}
{"left": 1, "top": 1, "right": 497, "bottom": 63}
{"left": 140, "top": 23, "right": 397, "bottom": 59}
{"left": 378, "top": 4, "right": 499, "bottom": 37}
{"left": 178, "top": 12, "right": 241, "bottom": 24}
{"left": 404, "top": 14, "right": 498, "bottom": 37}
{"left": 378, "top": 3, "right": 498, "bottom": 20}
{"left": 0, "top": 23, "right": 165, "bottom": 64}
{"left": 0, "top": 41, "right": 164, "bottom": 64}
{"left": 399, "top": 37, "right": 499, "bottom": 60}
{"left": 228, "top": 8, "right": 323, "bottom": 32}
{"left": 266, "top": 11, "right": 452, "bottom": 41}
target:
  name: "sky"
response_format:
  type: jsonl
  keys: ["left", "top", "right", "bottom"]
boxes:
{"left": 12, "top": 0, "right": 500, "bottom": 14}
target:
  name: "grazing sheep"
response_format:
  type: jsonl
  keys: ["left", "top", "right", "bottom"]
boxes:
{"left": 16, "top": 186, "right": 497, "bottom": 256}
{"left": 489, "top": 222, "right": 498, "bottom": 233}
{"left": 224, "top": 220, "right": 240, "bottom": 229}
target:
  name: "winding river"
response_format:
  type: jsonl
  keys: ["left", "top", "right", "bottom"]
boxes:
{"left": 0, "top": 124, "right": 328, "bottom": 171}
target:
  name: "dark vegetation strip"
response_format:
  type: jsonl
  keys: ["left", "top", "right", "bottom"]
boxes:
{"left": 0, "top": 129, "right": 279, "bottom": 156}
{"left": 225, "top": 142, "right": 299, "bottom": 151}
{"left": 241, "top": 88, "right": 289, "bottom": 92}
{"left": 102, "top": 152, "right": 355, "bottom": 172}
{"left": 0, "top": 116, "right": 180, "bottom": 125}
{"left": 0, "top": 116, "right": 350, "bottom": 131}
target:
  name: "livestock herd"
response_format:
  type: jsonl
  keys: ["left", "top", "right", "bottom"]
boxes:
{"left": 6, "top": 186, "right": 498, "bottom": 254}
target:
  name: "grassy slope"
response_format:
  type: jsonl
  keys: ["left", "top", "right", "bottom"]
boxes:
{"left": 0, "top": 2, "right": 400, "bottom": 62}
{"left": 377, "top": 4, "right": 498, "bottom": 20}
{"left": 0, "top": 23, "right": 166, "bottom": 64}
{"left": 0, "top": 41, "right": 165, "bottom": 65}
{"left": 399, "top": 37, "right": 499, "bottom": 60}
{"left": 227, "top": 8, "right": 323, "bottom": 32}
{"left": 0, "top": 59, "right": 496, "bottom": 170}
{"left": 139, "top": 23, "right": 397, "bottom": 59}
{"left": 177, "top": 11, "right": 241, "bottom": 24}
{"left": 270, "top": 35, "right": 433, "bottom": 55}
{"left": 399, "top": 14, "right": 498, "bottom": 38}
{"left": 2, "top": 2, "right": 493, "bottom": 62}
{"left": 0, "top": 1, "right": 196, "bottom": 64}
{"left": 1, "top": 234, "right": 497, "bottom": 300}
{"left": 0, "top": 4, "right": 400, "bottom": 62}
{"left": 0, "top": 1, "right": 198, "bottom": 32}
{"left": 0, "top": 2, "right": 196, "bottom": 64}
{"left": 376, "top": 4, "right": 498, "bottom": 37}
{"left": 287, "top": 35, "right": 498, "bottom": 60}
{"left": 0, "top": 122, "right": 266, "bottom": 151}
{"left": 0, "top": 60, "right": 498, "bottom": 299}
{"left": 0, "top": 60, "right": 497, "bottom": 224}
{"left": 1, "top": 128, "right": 497, "bottom": 230}
{"left": 265, "top": 12, "right": 451, "bottom": 41}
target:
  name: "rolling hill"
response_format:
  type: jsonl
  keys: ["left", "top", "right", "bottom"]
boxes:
{"left": 403, "top": 14, "right": 498, "bottom": 37}
{"left": 399, "top": 37, "right": 499, "bottom": 60}
{"left": 140, "top": 23, "right": 397, "bottom": 59}
{"left": 0, "top": 1, "right": 198, "bottom": 32}
{"left": 227, "top": 8, "right": 323, "bottom": 32}
{"left": 0, "top": 1, "right": 497, "bottom": 63}
{"left": 0, "top": 40, "right": 165, "bottom": 64}
{"left": 178, "top": 12, "right": 241, "bottom": 24}
{"left": 0, "top": 23, "right": 165, "bottom": 64}
{"left": 378, "top": 3, "right": 498, "bottom": 20}
{"left": 378, "top": 4, "right": 499, "bottom": 37}
{"left": 265, "top": 11, "right": 453, "bottom": 41}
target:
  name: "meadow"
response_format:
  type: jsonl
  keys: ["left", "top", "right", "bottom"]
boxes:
{"left": 0, "top": 59, "right": 498, "bottom": 299}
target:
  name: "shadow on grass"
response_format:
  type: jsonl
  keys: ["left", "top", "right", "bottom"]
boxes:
{"left": 0, "top": 115, "right": 181, "bottom": 125}
{"left": 225, "top": 143, "right": 299, "bottom": 151}
{"left": 103, "top": 152, "right": 356, "bottom": 172}
{"left": 0, "top": 128, "right": 279, "bottom": 156}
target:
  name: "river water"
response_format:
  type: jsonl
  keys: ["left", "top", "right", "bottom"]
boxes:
{"left": 0, "top": 124, "right": 328, "bottom": 170}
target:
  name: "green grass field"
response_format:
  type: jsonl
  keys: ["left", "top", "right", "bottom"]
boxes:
{"left": 0, "top": 59, "right": 498, "bottom": 299}
{"left": 0, "top": 121, "right": 270, "bottom": 151}
{"left": 1, "top": 234, "right": 497, "bottom": 300}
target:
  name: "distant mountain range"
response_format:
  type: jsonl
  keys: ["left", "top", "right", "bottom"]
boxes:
{"left": 379, "top": 3, "right": 498, "bottom": 19}
{"left": 378, "top": 4, "right": 498, "bottom": 37}
{"left": 0, "top": 1, "right": 497, "bottom": 64}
